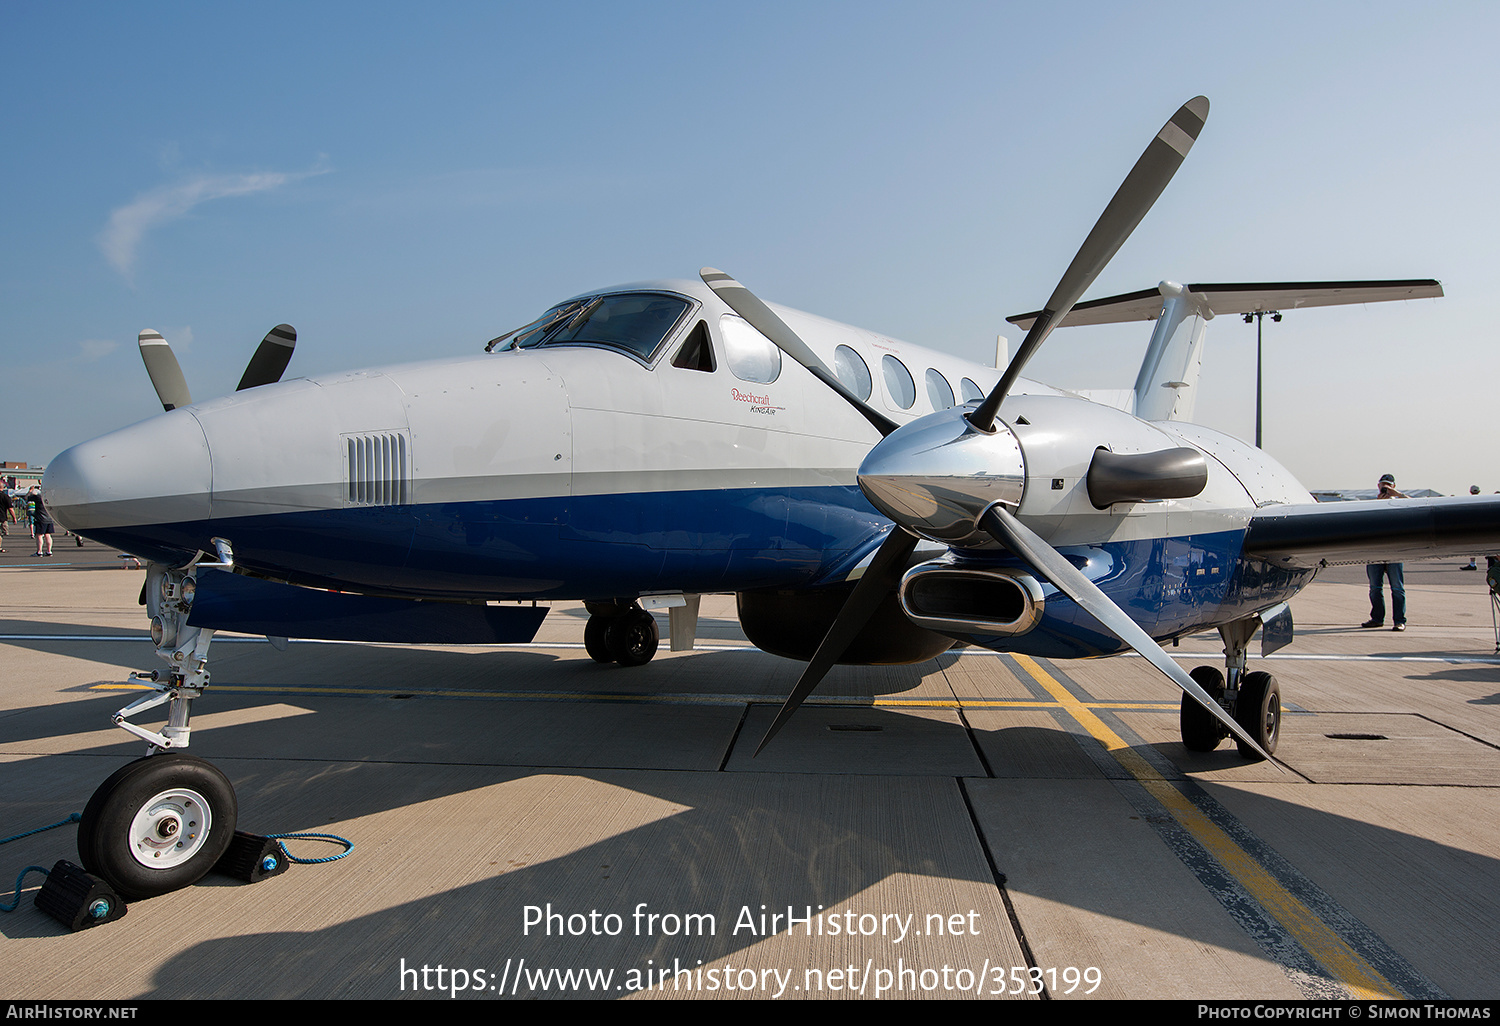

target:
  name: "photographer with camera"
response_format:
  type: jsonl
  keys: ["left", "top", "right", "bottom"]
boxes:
{"left": 1363, "top": 473, "right": 1409, "bottom": 631}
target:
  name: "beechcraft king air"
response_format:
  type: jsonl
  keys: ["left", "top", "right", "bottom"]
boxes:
{"left": 42, "top": 96, "right": 1500, "bottom": 902}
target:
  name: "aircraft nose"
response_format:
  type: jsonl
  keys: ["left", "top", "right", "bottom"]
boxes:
{"left": 45, "top": 410, "right": 212, "bottom": 538}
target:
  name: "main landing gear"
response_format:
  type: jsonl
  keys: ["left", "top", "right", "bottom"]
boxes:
{"left": 1178, "top": 616, "right": 1281, "bottom": 760}
{"left": 78, "top": 550, "right": 241, "bottom": 900}
{"left": 583, "top": 601, "right": 660, "bottom": 667}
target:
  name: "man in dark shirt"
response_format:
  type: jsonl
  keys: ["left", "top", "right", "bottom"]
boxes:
{"left": 1363, "top": 473, "right": 1408, "bottom": 631}
{"left": 28, "top": 486, "right": 54, "bottom": 557}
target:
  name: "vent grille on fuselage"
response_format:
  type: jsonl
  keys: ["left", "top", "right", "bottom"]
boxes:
{"left": 344, "top": 432, "right": 410, "bottom": 506}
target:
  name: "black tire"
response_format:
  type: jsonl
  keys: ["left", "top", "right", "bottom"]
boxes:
{"left": 1234, "top": 670, "right": 1281, "bottom": 760}
{"left": 78, "top": 754, "right": 238, "bottom": 900}
{"left": 583, "top": 615, "right": 614, "bottom": 663}
{"left": 606, "top": 610, "right": 659, "bottom": 667}
{"left": 1180, "top": 665, "right": 1227, "bottom": 752}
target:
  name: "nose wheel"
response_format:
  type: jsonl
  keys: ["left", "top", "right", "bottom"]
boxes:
{"left": 78, "top": 754, "right": 237, "bottom": 900}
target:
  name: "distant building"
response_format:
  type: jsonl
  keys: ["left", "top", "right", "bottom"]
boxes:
{"left": 2, "top": 461, "right": 42, "bottom": 490}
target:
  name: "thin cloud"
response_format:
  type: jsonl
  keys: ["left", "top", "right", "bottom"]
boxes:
{"left": 99, "top": 166, "right": 326, "bottom": 279}
{"left": 159, "top": 326, "right": 193, "bottom": 352}
{"left": 76, "top": 339, "right": 118, "bottom": 362}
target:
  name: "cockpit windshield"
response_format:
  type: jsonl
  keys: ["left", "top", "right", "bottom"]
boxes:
{"left": 486, "top": 291, "right": 692, "bottom": 362}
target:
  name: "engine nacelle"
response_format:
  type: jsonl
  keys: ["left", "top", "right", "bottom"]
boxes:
{"left": 736, "top": 585, "right": 954, "bottom": 664}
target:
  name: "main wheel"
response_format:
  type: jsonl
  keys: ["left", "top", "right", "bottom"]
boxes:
{"left": 1180, "top": 665, "right": 1227, "bottom": 752}
{"left": 1234, "top": 670, "right": 1281, "bottom": 760}
{"left": 605, "top": 610, "right": 659, "bottom": 667}
{"left": 583, "top": 615, "right": 614, "bottom": 663}
{"left": 78, "top": 754, "right": 238, "bottom": 900}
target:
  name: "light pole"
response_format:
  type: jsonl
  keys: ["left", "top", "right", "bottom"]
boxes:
{"left": 1242, "top": 310, "right": 1281, "bottom": 449}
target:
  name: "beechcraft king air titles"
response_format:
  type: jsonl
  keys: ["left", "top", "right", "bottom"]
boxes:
{"left": 42, "top": 95, "right": 1500, "bottom": 903}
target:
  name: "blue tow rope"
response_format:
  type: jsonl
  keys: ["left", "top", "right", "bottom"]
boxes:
{"left": 266, "top": 832, "right": 354, "bottom": 864}
{"left": 1, "top": 814, "right": 82, "bottom": 912}
{"left": 1, "top": 812, "right": 80, "bottom": 846}
{"left": 2, "top": 866, "right": 52, "bottom": 913}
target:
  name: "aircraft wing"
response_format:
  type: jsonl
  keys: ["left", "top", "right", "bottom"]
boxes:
{"left": 1008, "top": 279, "right": 1443, "bottom": 330}
{"left": 1242, "top": 495, "right": 1500, "bottom": 569}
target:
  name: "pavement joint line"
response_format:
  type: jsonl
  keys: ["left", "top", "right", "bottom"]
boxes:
{"left": 79, "top": 681, "right": 1219, "bottom": 711}
{"left": 8, "top": 634, "right": 1500, "bottom": 664}
{"left": 954, "top": 778, "right": 1046, "bottom": 997}
{"left": 1009, "top": 652, "right": 1409, "bottom": 1001}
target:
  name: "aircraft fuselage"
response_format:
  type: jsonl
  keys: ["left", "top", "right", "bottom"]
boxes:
{"left": 45, "top": 277, "right": 1315, "bottom": 658}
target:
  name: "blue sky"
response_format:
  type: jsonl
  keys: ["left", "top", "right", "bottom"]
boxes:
{"left": 4, "top": 1, "right": 1496, "bottom": 495}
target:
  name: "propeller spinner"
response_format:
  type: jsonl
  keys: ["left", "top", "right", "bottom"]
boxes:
{"left": 704, "top": 96, "right": 1276, "bottom": 763}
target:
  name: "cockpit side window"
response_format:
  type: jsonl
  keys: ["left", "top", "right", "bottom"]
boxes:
{"left": 720, "top": 314, "right": 781, "bottom": 384}
{"left": 671, "top": 320, "right": 716, "bottom": 372}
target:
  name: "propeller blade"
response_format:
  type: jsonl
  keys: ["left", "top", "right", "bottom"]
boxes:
{"left": 700, "top": 268, "right": 899, "bottom": 437}
{"left": 970, "top": 96, "right": 1209, "bottom": 432}
{"left": 976, "top": 503, "right": 1277, "bottom": 764}
{"left": 137, "top": 330, "right": 193, "bottom": 412}
{"left": 755, "top": 527, "right": 919, "bottom": 754}
{"left": 236, "top": 323, "right": 297, "bottom": 391}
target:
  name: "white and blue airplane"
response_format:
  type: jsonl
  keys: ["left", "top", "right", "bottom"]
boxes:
{"left": 43, "top": 96, "right": 1499, "bottom": 902}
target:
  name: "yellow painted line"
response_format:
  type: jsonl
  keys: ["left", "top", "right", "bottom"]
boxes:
{"left": 871, "top": 698, "right": 1175, "bottom": 710}
{"left": 1011, "top": 653, "right": 1400, "bottom": 1001}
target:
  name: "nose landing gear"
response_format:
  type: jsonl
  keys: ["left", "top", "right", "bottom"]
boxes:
{"left": 80, "top": 554, "right": 240, "bottom": 900}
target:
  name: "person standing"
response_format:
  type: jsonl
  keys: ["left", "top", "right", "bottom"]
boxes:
{"left": 28, "top": 486, "right": 54, "bottom": 557}
{"left": 1363, "top": 473, "right": 1408, "bottom": 631}
{"left": 1465, "top": 485, "right": 1481, "bottom": 570}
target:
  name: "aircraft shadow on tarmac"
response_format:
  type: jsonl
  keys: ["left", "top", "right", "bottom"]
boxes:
{"left": 4, "top": 642, "right": 1498, "bottom": 999}
{"left": 0, "top": 617, "right": 146, "bottom": 638}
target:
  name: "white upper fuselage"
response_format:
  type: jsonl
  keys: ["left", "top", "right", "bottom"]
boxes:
{"left": 45, "top": 277, "right": 1311, "bottom": 600}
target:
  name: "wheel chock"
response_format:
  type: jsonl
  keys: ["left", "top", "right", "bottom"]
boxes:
{"left": 213, "top": 831, "right": 289, "bottom": 883}
{"left": 35, "top": 860, "right": 127, "bottom": 931}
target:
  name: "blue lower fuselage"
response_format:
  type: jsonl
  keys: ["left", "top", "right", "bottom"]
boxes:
{"left": 78, "top": 484, "right": 1313, "bottom": 659}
